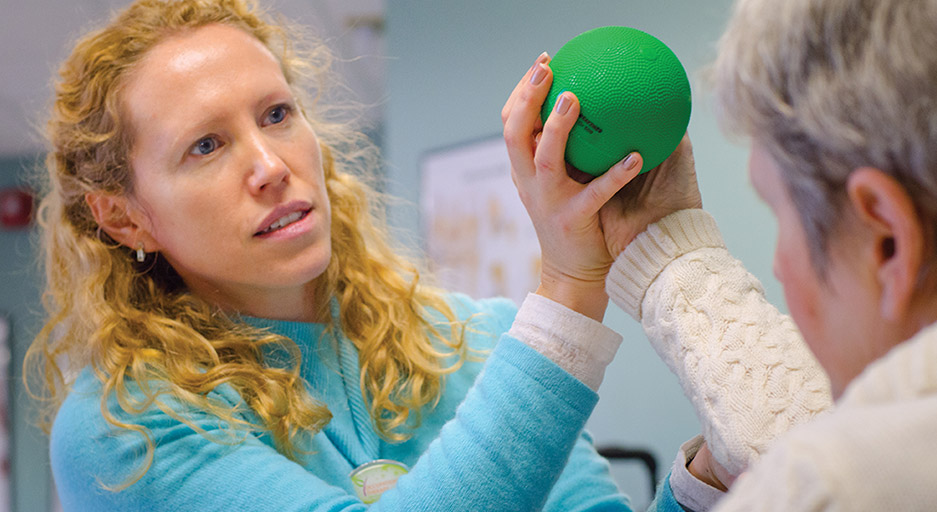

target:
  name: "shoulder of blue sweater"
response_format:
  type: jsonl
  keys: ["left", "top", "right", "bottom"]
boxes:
{"left": 53, "top": 365, "right": 248, "bottom": 444}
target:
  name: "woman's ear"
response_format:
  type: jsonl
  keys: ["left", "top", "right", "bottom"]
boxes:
{"left": 85, "top": 192, "right": 159, "bottom": 252}
{"left": 845, "top": 168, "right": 925, "bottom": 322}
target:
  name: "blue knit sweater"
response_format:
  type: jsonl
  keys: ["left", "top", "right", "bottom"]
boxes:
{"left": 50, "top": 294, "right": 684, "bottom": 511}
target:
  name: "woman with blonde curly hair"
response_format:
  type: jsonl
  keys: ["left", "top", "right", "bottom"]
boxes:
{"left": 28, "top": 0, "right": 655, "bottom": 510}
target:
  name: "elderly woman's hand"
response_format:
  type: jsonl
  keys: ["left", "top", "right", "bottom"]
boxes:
{"left": 688, "top": 439, "right": 738, "bottom": 492}
{"left": 501, "top": 54, "right": 642, "bottom": 320}
{"left": 599, "top": 134, "right": 703, "bottom": 260}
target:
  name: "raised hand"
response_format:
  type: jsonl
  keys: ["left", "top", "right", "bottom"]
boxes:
{"left": 501, "top": 54, "right": 643, "bottom": 320}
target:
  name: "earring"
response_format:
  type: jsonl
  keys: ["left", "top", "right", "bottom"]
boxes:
{"left": 136, "top": 243, "right": 146, "bottom": 263}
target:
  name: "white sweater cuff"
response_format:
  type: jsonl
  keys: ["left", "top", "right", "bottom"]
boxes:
{"left": 508, "top": 293, "right": 623, "bottom": 391}
{"left": 606, "top": 209, "right": 725, "bottom": 320}
{"left": 670, "top": 436, "right": 726, "bottom": 512}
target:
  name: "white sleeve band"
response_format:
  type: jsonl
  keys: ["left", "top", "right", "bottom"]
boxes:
{"left": 607, "top": 209, "right": 726, "bottom": 320}
{"left": 508, "top": 293, "right": 623, "bottom": 391}
{"left": 670, "top": 435, "right": 727, "bottom": 512}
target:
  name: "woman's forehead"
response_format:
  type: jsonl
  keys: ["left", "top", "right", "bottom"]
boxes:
{"left": 131, "top": 24, "right": 278, "bottom": 82}
{"left": 121, "top": 24, "right": 289, "bottom": 154}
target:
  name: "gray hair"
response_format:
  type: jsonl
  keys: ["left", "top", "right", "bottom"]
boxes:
{"left": 712, "top": 0, "right": 937, "bottom": 270}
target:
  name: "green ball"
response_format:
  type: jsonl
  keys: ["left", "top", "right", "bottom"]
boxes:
{"left": 541, "top": 26, "right": 692, "bottom": 176}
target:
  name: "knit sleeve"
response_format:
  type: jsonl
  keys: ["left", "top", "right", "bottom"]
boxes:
{"left": 51, "top": 335, "right": 610, "bottom": 511}
{"left": 541, "top": 430, "right": 633, "bottom": 511}
{"left": 605, "top": 209, "right": 833, "bottom": 476}
{"left": 645, "top": 472, "right": 699, "bottom": 512}
{"left": 434, "top": 293, "right": 632, "bottom": 511}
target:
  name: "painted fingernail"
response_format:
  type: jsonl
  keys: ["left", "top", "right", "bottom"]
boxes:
{"left": 530, "top": 63, "right": 547, "bottom": 85}
{"left": 528, "top": 52, "right": 549, "bottom": 74}
{"left": 623, "top": 153, "right": 639, "bottom": 172}
{"left": 554, "top": 92, "right": 571, "bottom": 114}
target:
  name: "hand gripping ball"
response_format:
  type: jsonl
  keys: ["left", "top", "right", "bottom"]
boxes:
{"left": 541, "top": 26, "right": 692, "bottom": 176}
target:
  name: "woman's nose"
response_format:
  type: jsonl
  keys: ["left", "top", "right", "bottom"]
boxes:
{"left": 246, "top": 135, "right": 289, "bottom": 194}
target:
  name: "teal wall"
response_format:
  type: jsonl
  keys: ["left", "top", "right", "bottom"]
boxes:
{"left": 384, "top": 2, "right": 785, "bottom": 506}
{"left": 0, "top": 156, "right": 49, "bottom": 512}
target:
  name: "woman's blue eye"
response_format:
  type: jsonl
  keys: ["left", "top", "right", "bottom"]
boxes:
{"left": 191, "top": 137, "right": 218, "bottom": 156}
{"left": 266, "top": 105, "right": 290, "bottom": 125}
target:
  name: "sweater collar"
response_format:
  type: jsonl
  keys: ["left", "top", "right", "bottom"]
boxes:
{"left": 240, "top": 297, "right": 342, "bottom": 364}
{"left": 243, "top": 315, "right": 328, "bottom": 343}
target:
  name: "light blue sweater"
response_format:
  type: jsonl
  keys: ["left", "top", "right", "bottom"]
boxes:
{"left": 50, "top": 294, "right": 685, "bottom": 511}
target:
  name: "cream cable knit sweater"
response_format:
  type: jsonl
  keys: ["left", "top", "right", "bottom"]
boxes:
{"left": 714, "top": 319, "right": 937, "bottom": 510}
{"left": 606, "top": 209, "right": 832, "bottom": 476}
{"left": 608, "top": 209, "right": 937, "bottom": 510}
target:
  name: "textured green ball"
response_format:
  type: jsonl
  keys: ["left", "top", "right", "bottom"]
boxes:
{"left": 541, "top": 26, "right": 692, "bottom": 176}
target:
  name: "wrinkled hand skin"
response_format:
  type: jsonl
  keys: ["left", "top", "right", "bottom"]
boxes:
{"left": 599, "top": 135, "right": 703, "bottom": 260}
{"left": 688, "top": 440, "right": 738, "bottom": 491}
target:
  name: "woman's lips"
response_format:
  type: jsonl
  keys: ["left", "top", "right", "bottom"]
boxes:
{"left": 256, "top": 209, "right": 310, "bottom": 235}
{"left": 254, "top": 200, "right": 313, "bottom": 236}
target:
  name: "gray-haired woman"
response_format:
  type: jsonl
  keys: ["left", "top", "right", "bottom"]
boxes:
{"left": 504, "top": 0, "right": 937, "bottom": 509}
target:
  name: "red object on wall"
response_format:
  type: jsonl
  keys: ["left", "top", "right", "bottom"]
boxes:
{"left": 0, "top": 188, "right": 34, "bottom": 229}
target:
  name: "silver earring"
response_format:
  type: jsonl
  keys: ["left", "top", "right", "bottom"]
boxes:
{"left": 136, "top": 243, "right": 146, "bottom": 263}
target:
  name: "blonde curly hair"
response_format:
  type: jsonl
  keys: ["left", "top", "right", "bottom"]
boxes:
{"left": 26, "top": 0, "right": 468, "bottom": 487}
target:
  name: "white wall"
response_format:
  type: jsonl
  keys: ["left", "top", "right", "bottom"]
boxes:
{"left": 384, "top": 2, "right": 786, "bottom": 507}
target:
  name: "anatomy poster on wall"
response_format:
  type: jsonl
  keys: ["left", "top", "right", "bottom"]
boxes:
{"left": 421, "top": 136, "right": 541, "bottom": 306}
